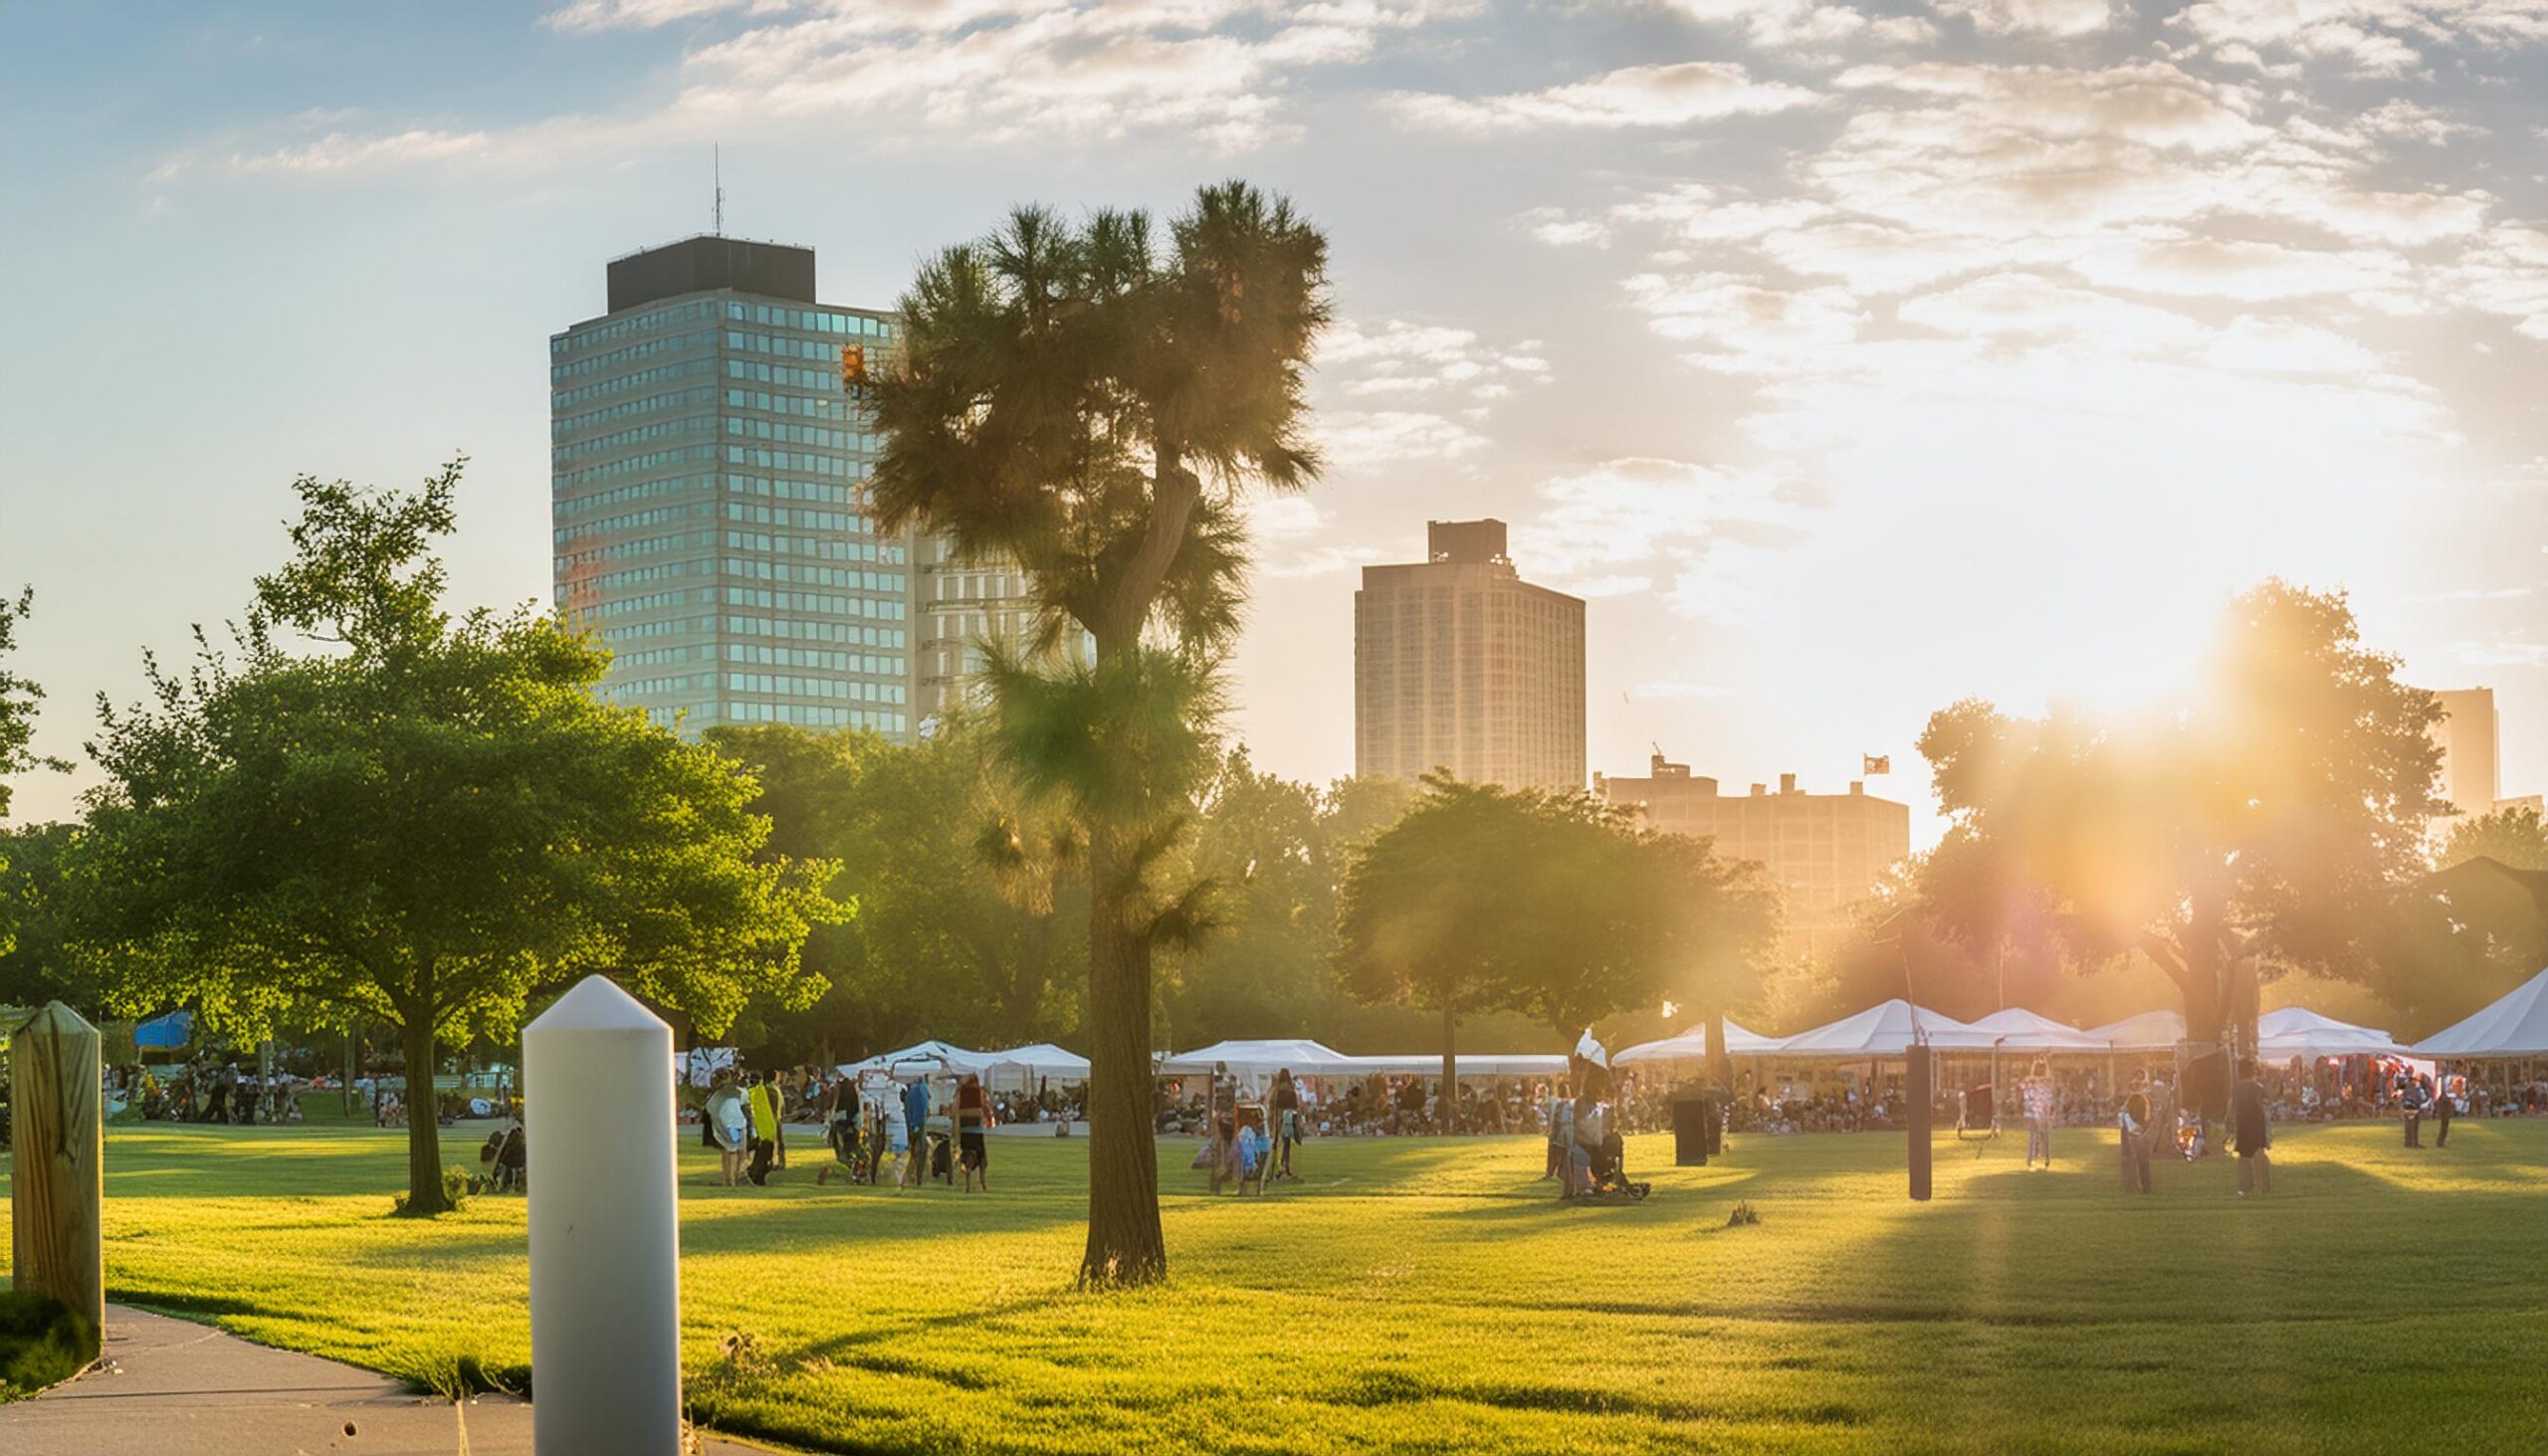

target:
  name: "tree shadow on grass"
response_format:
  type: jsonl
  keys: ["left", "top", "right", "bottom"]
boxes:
{"left": 1756, "top": 1129, "right": 2548, "bottom": 1454}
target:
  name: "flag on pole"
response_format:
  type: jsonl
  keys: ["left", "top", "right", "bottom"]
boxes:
{"left": 1862, "top": 753, "right": 1890, "bottom": 774}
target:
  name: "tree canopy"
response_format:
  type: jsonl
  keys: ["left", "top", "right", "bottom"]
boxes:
{"left": 1914, "top": 580, "right": 2442, "bottom": 1089}
{"left": 74, "top": 462, "right": 842, "bottom": 1212}
{"left": 2440, "top": 805, "right": 2548, "bottom": 874}
{"left": 1338, "top": 773, "right": 1781, "bottom": 1099}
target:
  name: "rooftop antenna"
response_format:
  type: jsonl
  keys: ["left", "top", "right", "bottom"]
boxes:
{"left": 713, "top": 144, "right": 725, "bottom": 236}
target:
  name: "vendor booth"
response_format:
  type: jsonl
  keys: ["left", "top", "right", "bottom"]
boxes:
{"left": 979, "top": 1042, "right": 1091, "bottom": 1093}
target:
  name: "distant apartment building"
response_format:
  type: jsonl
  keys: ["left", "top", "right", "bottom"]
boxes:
{"left": 551, "top": 235, "right": 919, "bottom": 737}
{"left": 1595, "top": 756, "right": 1912, "bottom": 960}
{"left": 914, "top": 538, "right": 1089, "bottom": 721}
{"left": 2431, "top": 687, "right": 2504, "bottom": 820}
{"left": 1354, "top": 519, "right": 1586, "bottom": 791}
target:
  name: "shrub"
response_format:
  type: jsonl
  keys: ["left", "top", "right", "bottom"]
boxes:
{"left": 391, "top": 1164, "right": 474, "bottom": 1217}
{"left": 0, "top": 1292, "right": 93, "bottom": 1400}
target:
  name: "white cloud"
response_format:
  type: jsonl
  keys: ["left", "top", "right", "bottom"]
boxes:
{"left": 1662, "top": 0, "right": 1941, "bottom": 52}
{"left": 1311, "top": 409, "right": 1490, "bottom": 466}
{"left": 1931, "top": 0, "right": 2113, "bottom": 37}
{"left": 1624, "top": 273, "right": 1863, "bottom": 373}
{"left": 191, "top": 0, "right": 1481, "bottom": 174}
{"left": 1392, "top": 62, "right": 1819, "bottom": 131}
{"left": 2171, "top": 0, "right": 2548, "bottom": 75}
{"left": 1518, "top": 457, "right": 1810, "bottom": 603}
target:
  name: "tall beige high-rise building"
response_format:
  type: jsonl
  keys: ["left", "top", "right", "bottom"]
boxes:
{"left": 1595, "top": 756, "right": 1912, "bottom": 961}
{"left": 2432, "top": 687, "right": 2503, "bottom": 818}
{"left": 1355, "top": 519, "right": 1586, "bottom": 791}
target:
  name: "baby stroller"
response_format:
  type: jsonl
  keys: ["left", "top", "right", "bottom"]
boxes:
{"left": 2174, "top": 1109, "right": 2207, "bottom": 1161}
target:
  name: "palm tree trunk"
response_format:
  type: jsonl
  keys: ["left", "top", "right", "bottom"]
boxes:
{"left": 1081, "top": 827, "right": 1166, "bottom": 1285}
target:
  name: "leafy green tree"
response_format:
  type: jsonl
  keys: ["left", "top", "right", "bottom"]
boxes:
{"left": 1915, "top": 581, "right": 2441, "bottom": 1072}
{"left": 0, "top": 824, "right": 85, "bottom": 1009}
{"left": 1336, "top": 776, "right": 1770, "bottom": 1096}
{"left": 870, "top": 184, "right": 1329, "bottom": 1285}
{"left": 2440, "top": 805, "right": 2548, "bottom": 873}
{"left": 1643, "top": 832, "right": 1784, "bottom": 1089}
{"left": 2372, "top": 808, "right": 2548, "bottom": 1031}
{"left": 706, "top": 720, "right": 1090, "bottom": 1061}
{"left": 1162, "top": 749, "right": 1328, "bottom": 1046}
{"left": 75, "top": 463, "right": 841, "bottom": 1213}
{"left": 0, "top": 587, "right": 63, "bottom": 821}
{"left": 1335, "top": 774, "right": 1518, "bottom": 1092}
{"left": 1, "top": 586, "right": 72, "bottom": 957}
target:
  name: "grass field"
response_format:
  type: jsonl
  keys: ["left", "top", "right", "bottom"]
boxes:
{"left": 4, "top": 1118, "right": 2546, "bottom": 1453}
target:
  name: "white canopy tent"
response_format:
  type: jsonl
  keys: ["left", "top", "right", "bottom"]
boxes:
{"left": 837, "top": 1039, "right": 996, "bottom": 1080}
{"left": 2255, "top": 1005, "right": 2413, "bottom": 1062}
{"left": 1964, "top": 1007, "right": 2104, "bottom": 1054}
{"left": 1773, "top": 999, "right": 1999, "bottom": 1058}
{"left": 2084, "top": 1009, "right": 2187, "bottom": 1052}
{"left": 979, "top": 1042, "right": 1091, "bottom": 1092}
{"left": 1615, "top": 1020, "right": 1784, "bottom": 1064}
{"left": 2413, "top": 965, "right": 2548, "bottom": 1059}
{"left": 1158, "top": 1038, "right": 1361, "bottom": 1092}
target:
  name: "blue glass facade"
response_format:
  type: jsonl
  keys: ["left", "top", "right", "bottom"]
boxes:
{"left": 550, "top": 241, "right": 918, "bottom": 738}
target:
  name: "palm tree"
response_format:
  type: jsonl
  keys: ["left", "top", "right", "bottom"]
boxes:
{"left": 870, "top": 183, "right": 1329, "bottom": 1285}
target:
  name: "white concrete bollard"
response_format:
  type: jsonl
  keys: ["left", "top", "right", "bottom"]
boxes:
{"left": 525, "top": 975, "right": 682, "bottom": 1455}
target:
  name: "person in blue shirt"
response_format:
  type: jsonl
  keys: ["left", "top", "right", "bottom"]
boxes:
{"left": 902, "top": 1076, "right": 932, "bottom": 1187}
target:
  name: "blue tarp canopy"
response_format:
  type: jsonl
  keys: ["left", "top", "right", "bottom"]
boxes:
{"left": 134, "top": 1010, "right": 194, "bottom": 1049}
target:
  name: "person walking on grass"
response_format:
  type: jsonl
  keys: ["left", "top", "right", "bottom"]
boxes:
{"left": 2118, "top": 1091, "right": 2154, "bottom": 1194}
{"left": 2020, "top": 1060, "right": 2057, "bottom": 1170}
{"left": 1269, "top": 1068, "right": 1303, "bottom": 1180}
{"left": 2231, "top": 1058, "right": 2271, "bottom": 1197}
{"left": 901, "top": 1073, "right": 933, "bottom": 1188}
{"left": 2401, "top": 1073, "right": 2430, "bottom": 1148}
{"left": 816, "top": 1074, "right": 860, "bottom": 1186}
{"left": 956, "top": 1074, "right": 992, "bottom": 1192}
{"left": 770, "top": 1069, "right": 790, "bottom": 1172}
{"left": 746, "top": 1072, "right": 781, "bottom": 1185}
{"left": 2435, "top": 1073, "right": 2456, "bottom": 1148}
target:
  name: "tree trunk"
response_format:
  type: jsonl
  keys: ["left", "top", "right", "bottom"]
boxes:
{"left": 1080, "top": 827, "right": 1165, "bottom": 1285}
{"left": 1439, "top": 1000, "right": 1459, "bottom": 1132}
{"left": 398, "top": 1015, "right": 448, "bottom": 1216}
{"left": 2226, "top": 952, "right": 2260, "bottom": 1061}
{"left": 1705, "top": 1006, "right": 1733, "bottom": 1092}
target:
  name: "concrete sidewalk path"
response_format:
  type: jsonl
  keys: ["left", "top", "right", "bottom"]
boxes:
{"left": 0, "top": 1304, "right": 785, "bottom": 1456}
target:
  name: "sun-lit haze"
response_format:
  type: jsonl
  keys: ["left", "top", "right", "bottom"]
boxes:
{"left": 3, "top": 0, "right": 2544, "bottom": 840}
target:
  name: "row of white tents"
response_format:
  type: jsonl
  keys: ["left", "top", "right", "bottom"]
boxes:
{"left": 827, "top": 963, "right": 2548, "bottom": 1092}
{"left": 837, "top": 1039, "right": 1092, "bottom": 1092}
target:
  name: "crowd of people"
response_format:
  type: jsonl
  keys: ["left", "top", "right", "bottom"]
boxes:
{"left": 682, "top": 1062, "right": 1063, "bottom": 1195}
{"left": 121, "top": 1060, "right": 307, "bottom": 1125}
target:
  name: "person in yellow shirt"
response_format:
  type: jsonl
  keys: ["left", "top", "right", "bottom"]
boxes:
{"left": 746, "top": 1073, "right": 780, "bottom": 1185}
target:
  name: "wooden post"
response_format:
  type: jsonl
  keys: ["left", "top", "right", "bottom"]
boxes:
{"left": 526, "top": 976, "right": 681, "bottom": 1456}
{"left": 11, "top": 1001, "right": 105, "bottom": 1361}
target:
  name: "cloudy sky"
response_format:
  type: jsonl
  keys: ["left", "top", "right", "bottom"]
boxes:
{"left": 2, "top": 0, "right": 2544, "bottom": 837}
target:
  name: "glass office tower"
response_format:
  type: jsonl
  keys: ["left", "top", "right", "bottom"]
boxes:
{"left": 550, "top": 236, "right": 917, "bottom": 738}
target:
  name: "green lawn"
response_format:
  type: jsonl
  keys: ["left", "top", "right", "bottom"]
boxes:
{"left": 5, "top": 1118, "right": 2546, "bottom": 1453}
